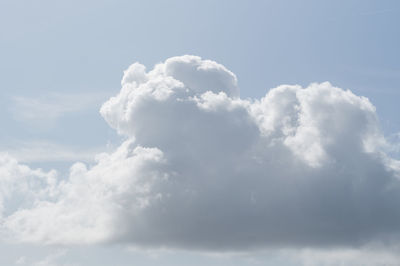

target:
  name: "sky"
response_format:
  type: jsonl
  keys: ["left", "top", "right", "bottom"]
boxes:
{"left": 0, "top": 0, "right": 400, "bottom": 265}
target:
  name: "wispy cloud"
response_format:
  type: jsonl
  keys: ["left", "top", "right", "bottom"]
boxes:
{"left": 10, "top": 92, "right": 110, "bottom": 126}
{"left": 0, "top": 140, "right": 108, "bottom": 164}
{"left": 15, "top": 256, "right": 26, "bottom": 265}
{"left": 357, "top": 8, "right": 397, "bottom": 17}
{"left": 32, "top": 249, "right": 75, "bottom": 266}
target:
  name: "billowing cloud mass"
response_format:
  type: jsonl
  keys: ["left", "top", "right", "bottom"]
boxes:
{"left": 1, "top": 55, "right": 400, "bottom": 251}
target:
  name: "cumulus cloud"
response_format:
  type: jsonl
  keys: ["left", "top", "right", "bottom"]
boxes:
{"left": 1, "top": 55, "right": 400, "bottom": 251}
{"left": 0, "top": 154, "right": 57, "bottom": 220}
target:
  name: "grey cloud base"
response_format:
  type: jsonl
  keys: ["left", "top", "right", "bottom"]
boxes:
{"left": 1, "top": 55, "right": 400, "bottom": 251}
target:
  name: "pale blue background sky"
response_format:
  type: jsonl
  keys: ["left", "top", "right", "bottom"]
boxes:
{"left": 0, "top": 0, "right": 399, "bottom": 265}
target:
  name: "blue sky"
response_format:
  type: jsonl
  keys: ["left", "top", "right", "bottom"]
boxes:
{"left": 1, "top": 1, "right": 400, "bottom": 265}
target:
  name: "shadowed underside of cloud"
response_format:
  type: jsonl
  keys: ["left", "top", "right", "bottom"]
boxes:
{"left": 1, "top": 55, "right": 400, "bottom": 251}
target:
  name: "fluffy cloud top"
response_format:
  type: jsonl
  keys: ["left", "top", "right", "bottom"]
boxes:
{"left": 1, "top": 55, "right": 400, "bottom": 251}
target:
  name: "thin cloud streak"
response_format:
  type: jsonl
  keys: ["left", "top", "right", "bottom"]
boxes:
{"left": 10, "top": 92, "right": 110, "bottom": 126}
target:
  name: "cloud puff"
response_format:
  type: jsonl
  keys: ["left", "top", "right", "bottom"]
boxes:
{"left": 1, "top": 55, "right": 400, "bottom": 251}
{"left": 0, "top": 154, "right": 57, "bottom": 220}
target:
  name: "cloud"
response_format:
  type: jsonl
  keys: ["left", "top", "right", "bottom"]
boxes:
{"left": 10, "top": 92, "right": 109, "bottom": 126}
{"left": 292, "top": 245, "right": 400, "bottom": 266}
{"left": 31, "top": 249, "right": 74, "bottom": 266}
{"left": 0, "top": 153, "right": 57, "bottom": 229}
{"left": 15, "top": 256, "right": 26, "bottom": 265}
{"left": 0, "top": 140, "right": 107, "bottom": 164}
{"left": 1, "top": 55, "right": 400, "bottom": 251}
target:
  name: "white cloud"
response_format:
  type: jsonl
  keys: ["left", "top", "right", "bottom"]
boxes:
{"left": 204, "top": 245, "right": 400, "bottom": 266}
{"left": 1, "top": 55, "right": 400, "bottom": 253}
{"left": 15, "top": 256, "right": 26, "bottom": 265}
{"left": 32, "top": 249, "right": 74, "bottom": 266}
{"left": 10, "top": 92, "right": 109, "bottom": 126}
{"left": 293, "top": 245, "right": 400, "bottom": 266}
{"left": 0, "top": 140, "right": 107, "bottom": 164}
{"left": 0, "top": 153, "right": 57, "bottom": 220}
